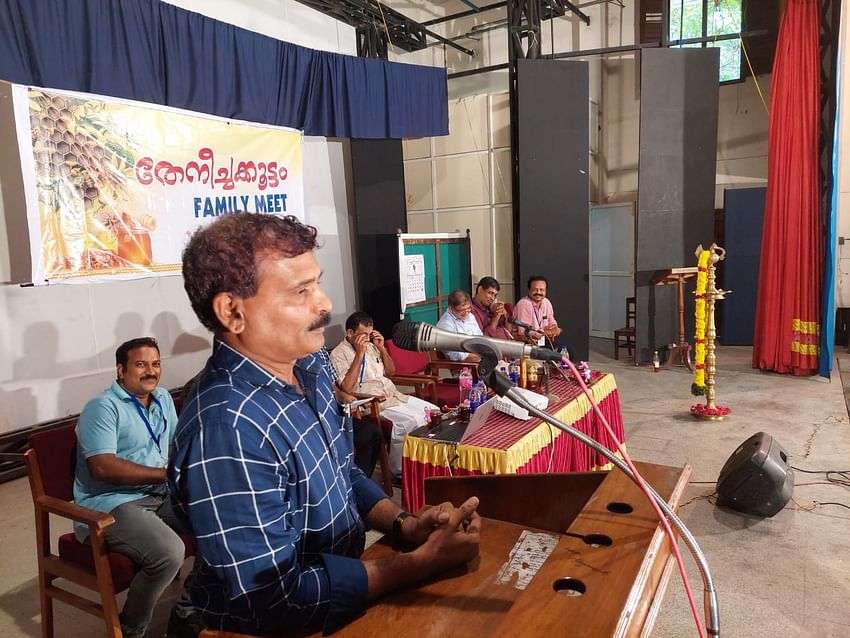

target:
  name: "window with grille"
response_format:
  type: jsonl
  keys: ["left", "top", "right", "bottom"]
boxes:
{"left": 669, "top": 0, "right": 743, "bottom": 82}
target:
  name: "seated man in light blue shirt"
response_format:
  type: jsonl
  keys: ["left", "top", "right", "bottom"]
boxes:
{"left": 436, "top": 289, "right": 484, "bottom": 361}
{"left": 74, "top": 337, "right": 199, "bottom": 638}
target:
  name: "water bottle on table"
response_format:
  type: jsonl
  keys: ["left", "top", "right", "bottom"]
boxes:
{"left": 508, "top": 358, "right": 520, "bottom": 384}
{"left": 458, "top": 366, "right": 473, "bottom": 417}
{"left": 470, "top": 380, "right": 488, "bottom": 413}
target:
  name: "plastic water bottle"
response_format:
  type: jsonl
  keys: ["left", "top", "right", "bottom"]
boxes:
{"left": 508, "top": 358, "right": 520, "bottom": 385}
{"left": 559, "top": 346, "right": 570, "bottom": 369}
{"left": 459, "top": 367, "right": 473, "bottom": 407}
{"left": 472, "top": 380, "right": 487, "bottom": 413}
{"left": 468, "top": 382, "right": 481, "bottom": 414}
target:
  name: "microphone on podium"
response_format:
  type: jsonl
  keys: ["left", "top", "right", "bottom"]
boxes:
{"left": 391, "top": 320, "right": 561, "bottom": 362}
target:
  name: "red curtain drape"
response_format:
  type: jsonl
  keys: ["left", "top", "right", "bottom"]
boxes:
{"left": 752, "top": 0, "right": 822, "bottom": 376}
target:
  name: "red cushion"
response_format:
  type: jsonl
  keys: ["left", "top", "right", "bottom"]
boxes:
{"left": 386, "top": 340, "right": 429, "bottom": 375}
{"left": 431, "top": 383, "right": 462, "bottom": 407}
{"left": 29, "top": 423, "right": 77, "bottom": 501}
{"left": 58, "top": 532, "right": 196, "bottom": 592}
{"left": 58, "top": 533, "right": 138, "bottom": 591}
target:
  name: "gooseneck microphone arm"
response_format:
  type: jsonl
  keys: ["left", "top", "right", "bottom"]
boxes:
{"left": 483, "top": 365, "right": 720, "bottom": 637}
{"left": 391, "top": 320, "right": 562, "bottom": 365}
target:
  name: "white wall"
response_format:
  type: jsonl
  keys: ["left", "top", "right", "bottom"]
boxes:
{"left": 0, "top": 0, "right": 357, "bottom": 434}
{"left": 162, "top": 0, "right": 356, "bottom": 54}
{"left": 402, "top": 93, "right": 515, "bottom": 303}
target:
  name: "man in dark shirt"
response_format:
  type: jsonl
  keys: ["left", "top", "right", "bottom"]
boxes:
{"left": 470, "top": 276, "right": 512, "bottom": 339}
{"left": 168, "top": 213, "right": 480, "bottom": 636}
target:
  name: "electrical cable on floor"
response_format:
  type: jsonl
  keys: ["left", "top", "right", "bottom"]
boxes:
{"left": 812, "top": 501, "right": 850, "bottom": 511}
{"left": 795, "top": 481, "right": 849, "bottom": 487}
{"left": 791, "top": 464, "right": 850, "bottom": 474}
{"left": 790, "top": 498, "right": 817, "bottom": 512}
{"left": 550, "top": 360, "right": 708, "bottom": 638}
{"left": 790, "top": 465, "right": 850, "bottom": 487}
{"left": 680, "top": 492, "right": 717, "bottom": 508}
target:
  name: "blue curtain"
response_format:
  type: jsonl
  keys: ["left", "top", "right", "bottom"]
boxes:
{"left": 819, "top": 43, "right": 842, "bottom": 377}
{"left": 0, "top": 0, "right": 448, "bottom": 138}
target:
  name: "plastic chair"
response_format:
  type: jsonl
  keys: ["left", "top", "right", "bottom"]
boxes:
{"left": 613, "top": 297, "right": 636, "bottom": 360}
{"left": 25, "top": 423, "right": 195, "bottom": 638}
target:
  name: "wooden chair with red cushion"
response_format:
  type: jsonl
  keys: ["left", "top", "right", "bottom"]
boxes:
{"left": 427, "top": 350, "right": 480, "bottom": 383}
{"left": 25, "top": 423, "right": 195, "bottom": 638}
{"left": 385, "top": 339, "right": 466, "bottom": 407}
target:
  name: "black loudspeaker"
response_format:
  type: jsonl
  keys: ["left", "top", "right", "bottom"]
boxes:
{"left": 715, "top": 432, "right": 794, "bottom": 517}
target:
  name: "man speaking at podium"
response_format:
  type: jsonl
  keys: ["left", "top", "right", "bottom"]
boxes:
{"left": 168, "top": 214, "right": 481, "bottom": 636}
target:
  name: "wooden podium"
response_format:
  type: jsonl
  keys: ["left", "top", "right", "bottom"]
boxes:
{"left": 653, "top": 268, "right": 698, "bottom": 370}
{"left": 326, "top": 461, "right": 690, "bottom": 638}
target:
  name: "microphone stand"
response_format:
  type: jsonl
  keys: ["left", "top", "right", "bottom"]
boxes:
{"left": 471, "top": 345, "right": 720, "bottom": 637}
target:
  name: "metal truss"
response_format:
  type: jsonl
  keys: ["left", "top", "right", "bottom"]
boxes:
{"left": 423, "top": 0, "right": 589, "bottom": 28}
{"left": 295, "top": 0, "right": 474, "bottom": 58}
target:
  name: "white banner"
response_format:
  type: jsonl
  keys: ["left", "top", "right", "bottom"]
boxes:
{"left": 14, "top": 85, "right": 305, "bottom": 283}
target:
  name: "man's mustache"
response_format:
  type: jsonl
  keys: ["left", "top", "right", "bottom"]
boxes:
{"left": 309, "top": 312, "right": 331, "bottom": 331}
{"left": 141, "top": 376, "right": 158, "bottom": 381}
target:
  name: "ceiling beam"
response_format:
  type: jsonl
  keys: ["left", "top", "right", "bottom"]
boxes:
{"left": 296, "top": 0, "right": 474, "bottom": 56}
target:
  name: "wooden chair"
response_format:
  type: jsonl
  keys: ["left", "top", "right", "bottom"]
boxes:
{"left": 25, "top": 423, "right": 195, "bottom": 638}
{"left": 349, "top": 395, "right": 393, "bottom": 496}
{"left": 613, "top": 296, "right": 636, "bottom": 360}
{"left": 428, "top": 349, "right": 480, "bottom": 381}
{"left": 385, "top": 339, "right": 467, "bottom": 407}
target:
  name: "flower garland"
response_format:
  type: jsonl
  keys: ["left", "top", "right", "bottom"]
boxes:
{"left": 690, "top": 403, "right": 731, "bottom": 418}
{"left": 691, "top": 249, "right": 711, "bottom": 396}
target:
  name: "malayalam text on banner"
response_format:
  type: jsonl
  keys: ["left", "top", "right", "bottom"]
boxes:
{"left": 15, "top": 86, "right": 305, "bottom": 283}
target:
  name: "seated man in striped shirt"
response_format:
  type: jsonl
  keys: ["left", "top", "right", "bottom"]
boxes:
{"left": 168, "top": 213, "right": 480, "bottom": 637}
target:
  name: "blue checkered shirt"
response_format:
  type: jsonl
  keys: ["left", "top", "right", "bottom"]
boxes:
{"left": 167, "top": 339, "right": 387, "bottom": 635}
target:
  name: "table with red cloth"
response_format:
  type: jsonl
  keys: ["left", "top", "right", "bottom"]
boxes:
{"left": 401, "top": 371, "right": 624, "bottom": 513}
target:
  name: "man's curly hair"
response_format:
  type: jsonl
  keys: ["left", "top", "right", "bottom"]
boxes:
{"left": 182, "top": 214, "right": 319, "bottom": 333}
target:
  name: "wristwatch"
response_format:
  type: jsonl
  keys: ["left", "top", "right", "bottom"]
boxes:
{"left": 392, "top": 511, "right": 414, "bottom": 544}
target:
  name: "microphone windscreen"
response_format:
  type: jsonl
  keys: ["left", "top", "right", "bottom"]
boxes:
{"left": 391, "top": 321, "right": 420, "bottom": 351}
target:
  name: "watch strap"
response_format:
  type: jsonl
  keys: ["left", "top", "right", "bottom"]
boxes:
{"left": 392, "top": 510, "right": 413, "bottom": 544}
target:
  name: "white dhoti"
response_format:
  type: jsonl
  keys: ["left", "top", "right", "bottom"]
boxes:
{"left": 382, "top": 395, "right": 438, "bottom": 477}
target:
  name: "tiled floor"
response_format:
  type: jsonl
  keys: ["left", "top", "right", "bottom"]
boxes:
{"left": 2, "top": 342, "right": 850, "bottom": 637}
